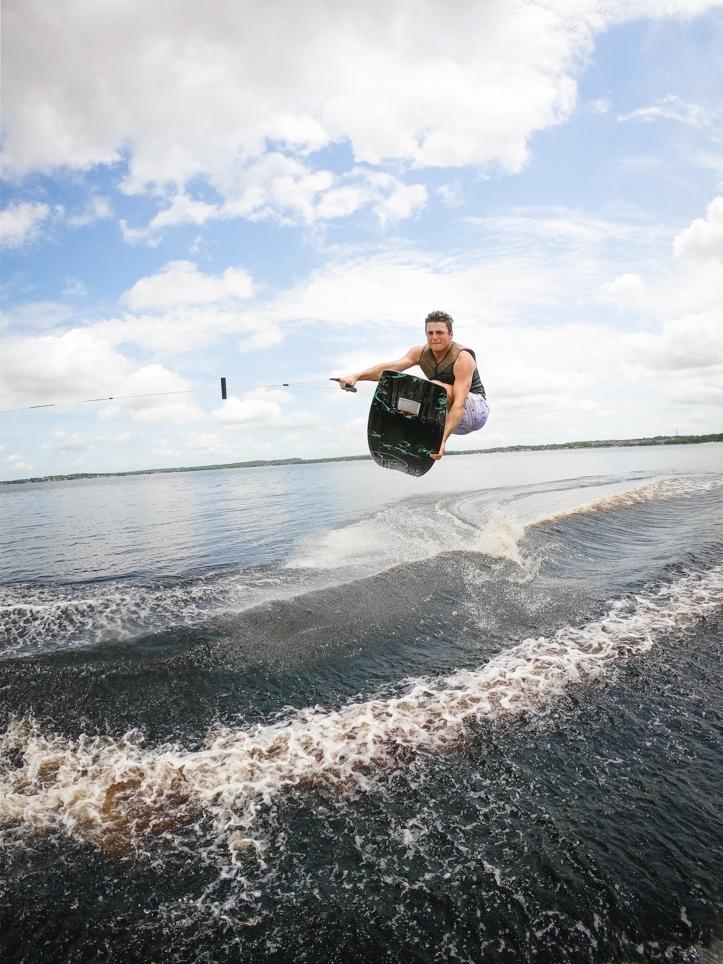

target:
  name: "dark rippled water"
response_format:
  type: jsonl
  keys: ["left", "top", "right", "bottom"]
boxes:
{"left": 1, "top": 445, "right": 722, "bottom": 963}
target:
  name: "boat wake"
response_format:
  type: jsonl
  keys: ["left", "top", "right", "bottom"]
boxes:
{"left": 1, "top": 563, "right": 719, "bottom": 859}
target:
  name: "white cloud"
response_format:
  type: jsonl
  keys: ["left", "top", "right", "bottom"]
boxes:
{"left": 671, "top": 382, "right": 723, "bottom": 406}
{"left": 591, "top": 198, "right": 723, "bottom": 323}
{"left": 230, "top": 164, "right": 430, "bottom": 227}
{"left": 618, "top": 94, "right": 718, "bottom": 129}
{"left": 184, "top": 432, "right": 236, "bottom": 457}
{"left": 147, "top": 193, "right": 219, "bottom": 230}
{"left": 0, "top": 195, "right": 110, "bottom": 250}
{"left": 222, "top": 154, "right": 334, "bottom": 224}
{"left": 262, "top": 219, "right": 630, "bottom": 333}
{"left": 10, "top": 2, "right": 716, "bottom": 198}
{"left": 0, "top": 201, "right": 51, "bottom": 248}
{"left": 483, "top": 198, "right": 723, "bottom": 325}
{"left": 122, "top": 260, "right": 254, "bottom": 310}
{"left": 0, "top": 327, "right": 130, "bottom": 405}
{"left": 600, "top": 272, "right": 648, "bottom": 308}
{"left": 1, "top": 2, "right": 588, "bottom": 183}
{"left": 2, "top": 300, "right": 77, "bottom": 331}
{"left": 5, "top": 1, "right": 719, "bottom": 236}
{"left": 311, "top": 170, "right": 428, "bottom": 226}
{"left": 624, "top": 308, "right": 723, "bottom": 373}
{"left": 599, "top": 0, "right": 723, "bottom": 24}
{"left": 0, "top": 325, "right": 208, "bottom": 423}
{"left": 438, "top": 183, "right": 465, "bottom": 207}
{"left": 618, "top": 306, "right": 723, "bottom": 433}
{"left": 374, "top": 180, "right": 428, "bottom": 227}
{"left": 62, "top": 277, "right": 89, "bottom": 299}
{"left": 472, "top": 206, "right": 665, "bottom": 246}
{"left": 690, "top": 149, "right": 723, "bottom": 179}
{"left": 119, "top": 220, "right": 162, "bottom": 246}
{"left": 243, "top": 324, "right": 284, "bottom": 350}
{"left": 673, "top": 196, "right": 723, "bottom": 263}
{"left": 212, "top": 390, "right": 320, "bottom": 429}
{"left": 108, "top": 364, "right": 204, "bottom": 424}
{"left": 213, "top": 394, "right": 273, "bottom": 426}
{"left": 6, "top": 453, "right": 33, "bottom": 473}
{"left": 46, "top": 430, "right": 88, "bottom": 453}
{"left": 152, "top": 441, "right": 184, "bottom": 460}
{"left": 313, "top": 186, "right": 366, "bottom": 222}
{"left": 66, "top": 194, "right": 113, "bottom": 228}
{"left": 120, "top": 193, "right": 220, "bottom": 243}
{"left": 586, "top": 97, "right": 611, "bottom": 114}
{"left": 121, "top": 163, "right": 429, "bottom": 235}
{"left": 89, "top": 305, "right": 279, "bottom": 355}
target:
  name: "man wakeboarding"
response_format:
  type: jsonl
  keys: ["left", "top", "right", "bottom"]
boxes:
{"left": 338, "top": 310, "right": 489, "bottom": 461}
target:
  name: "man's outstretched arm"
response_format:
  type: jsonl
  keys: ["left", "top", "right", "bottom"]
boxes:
{"left": 338, "top": 346, "right": 422, "bottom": 391}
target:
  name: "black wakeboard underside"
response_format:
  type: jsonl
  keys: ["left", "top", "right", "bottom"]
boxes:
{"left": 367, "top": 371, "right": 447, "bottom": 477}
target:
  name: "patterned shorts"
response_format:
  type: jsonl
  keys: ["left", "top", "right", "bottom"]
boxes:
{"left": 453, "top": 392, "right": 489, "bottom": 435}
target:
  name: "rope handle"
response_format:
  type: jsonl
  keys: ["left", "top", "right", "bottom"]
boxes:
{"left": 329, "top": 378, "right": 358, "bottom": 393}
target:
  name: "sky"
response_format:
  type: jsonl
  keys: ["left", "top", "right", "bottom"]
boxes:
{"left": 1, "top": 0, "right": 722, "bottom": 481}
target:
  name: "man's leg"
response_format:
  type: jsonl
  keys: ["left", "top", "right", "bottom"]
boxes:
{"left": 453, "top": 393, "right": 489, "bottom": 435}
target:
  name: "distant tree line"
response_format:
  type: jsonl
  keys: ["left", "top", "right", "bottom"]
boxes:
{"left": 2, "top": 433, "right": 721, "bottom": 485}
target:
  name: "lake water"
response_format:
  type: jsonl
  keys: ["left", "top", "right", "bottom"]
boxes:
{"left": 1, "top": 444, "right": 722, "bottom": 962}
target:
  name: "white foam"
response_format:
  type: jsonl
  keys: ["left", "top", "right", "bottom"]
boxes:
{"left": 1, "top": 564, "right": 720, "bottom": 857}
{"left": 285, "top": 495, "right": 527, "bottom": 574}
{"left": 476, "top": 510, "right": 526, "bottom": 566}
{"left": 0, "top": 568, "right": 331, "bottom": 657}
{"left": 533, "top": 477, "right": 720, "bottom": 526}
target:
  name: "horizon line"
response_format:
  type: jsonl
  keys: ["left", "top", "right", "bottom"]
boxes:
{"left": 2, "top": 432, "right": 721, "bottom": 486}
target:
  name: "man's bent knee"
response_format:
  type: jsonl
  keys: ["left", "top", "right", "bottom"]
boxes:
{"left": 453, "top": 394, "right": 489, "bottom": 435}
{"left": 430, "top": 379, "right": 453, "bottom": 399}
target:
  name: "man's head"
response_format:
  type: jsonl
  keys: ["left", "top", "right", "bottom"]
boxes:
{"left": 424, "top": 310, "right": 454, "bottom": 353}
{"left": 425, "top": 310, "right": 453, "bottom": 334}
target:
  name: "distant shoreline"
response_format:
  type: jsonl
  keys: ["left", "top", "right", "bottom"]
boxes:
{"left": 2, "top": 433, "right": 721, "bottom": 485}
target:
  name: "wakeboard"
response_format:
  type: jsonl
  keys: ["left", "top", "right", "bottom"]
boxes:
{"left": 367, "top": 371, "right": 447, "bottom": 476}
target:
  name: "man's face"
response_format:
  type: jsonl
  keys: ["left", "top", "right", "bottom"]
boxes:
{"left": 425, "top": 322, "right": 452, "bottom": 353}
